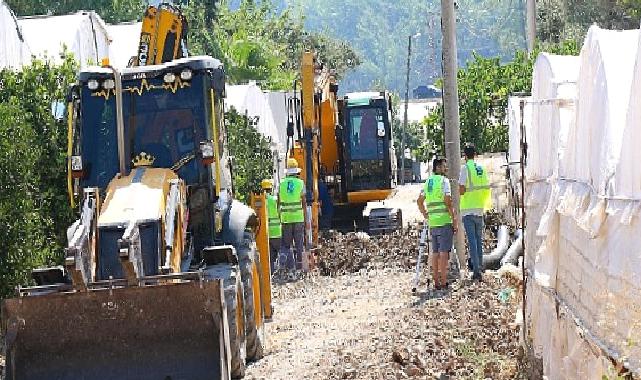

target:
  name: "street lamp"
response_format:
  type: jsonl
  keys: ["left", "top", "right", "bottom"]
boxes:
{"left": 401, "top": 32, "right": 421, "bottom": 185}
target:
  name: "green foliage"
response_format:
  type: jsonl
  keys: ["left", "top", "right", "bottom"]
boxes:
{"left": 0, "top": 57, "right": 77, "bottom": 297}
{"left": 6, "top": 0, "right": 146, "bottom": 22}
{"left": 423, "top": 41, "right": 580, "bottom": 156}
{"left": 288, "top": 0, "right": 528, "bottom": 93}
{"left": 537, "top": 0, "right": 640, "bottom": 43}
{"left": 225, "top": 108, "right": 274, "bottom": 203}
{"left": 187, "top": 0, "right": 359, "bottom": 90}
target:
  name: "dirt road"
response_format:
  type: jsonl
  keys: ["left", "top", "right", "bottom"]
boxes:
{"left": 246, "top": 231, "right": 525, "bottom": 379}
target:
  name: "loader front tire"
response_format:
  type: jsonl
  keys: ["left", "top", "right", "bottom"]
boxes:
{"left": 223, "top": 269, "right": 247, "bottom": 379}
{"left": 238, "top": 235, "right": 265, "bottom": 361}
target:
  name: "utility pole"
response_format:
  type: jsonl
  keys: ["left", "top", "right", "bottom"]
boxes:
{"left": 440, "top": 0, "right": 466, "bottom": 271}
{"left": 401, "top": 35, "right": 412, "bottom": 186}
{"left": 526, "top": 0, "right": 536, "bottom": 53}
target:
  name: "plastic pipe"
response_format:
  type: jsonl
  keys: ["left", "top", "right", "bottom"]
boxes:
{"left": 501, "top": 229, "right": 523, "bottom": 267}
{"left": 482, "top": 225, "right": 510, "bottom": 270}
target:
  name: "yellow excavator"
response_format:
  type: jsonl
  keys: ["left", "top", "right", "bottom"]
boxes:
{"left": 289, "top": 52, "right": 400, "bottom": 244}
{"left": 2, "top": 4, "right": 272, "bottom": 380}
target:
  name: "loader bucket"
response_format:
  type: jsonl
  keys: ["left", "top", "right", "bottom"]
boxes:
{"left": 2, "top": 277, "right": 229, "bottom": 380}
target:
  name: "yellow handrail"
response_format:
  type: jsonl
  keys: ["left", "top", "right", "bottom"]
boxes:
{"left": 210, "top": 89, "right": 221, "bottom": 196}
{"left": 66, "top": 102, "right": 75, "bottom": 209}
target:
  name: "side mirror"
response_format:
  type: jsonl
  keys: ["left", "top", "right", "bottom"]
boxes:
{"left": 70, "top": 155, "right": 85, "bottom": 179}
{"left": 51, "top": 101, "right": 66, "bottom": 122}
{"left": 200, "top": 140, "right": 215, "bottom": 165}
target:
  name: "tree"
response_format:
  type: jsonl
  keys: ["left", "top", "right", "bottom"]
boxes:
{"left": 537, "top": 0, "right": 639, "bottom": 44}
{"left": 423, "top": 41, "right": 580, "bottom": 156}
{"left": 6, "top": 0, "right": 146, "bottom": 22}
{"left": 225, "top": 108, "right": 274, "bottom": 203}
{"left": 0, "top": 56, "right": 77, "bottom": 296}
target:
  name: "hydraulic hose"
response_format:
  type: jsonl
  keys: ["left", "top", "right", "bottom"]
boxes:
{"left": 482, "top": 225, "right": 510, "bottom": 270}
{"left": 501, "top": 229, "right": 523, "bottom": 267}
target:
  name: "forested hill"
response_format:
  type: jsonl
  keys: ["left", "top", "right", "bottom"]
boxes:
{"left": 285, "top": 0, "right": 527, "bottom": 94}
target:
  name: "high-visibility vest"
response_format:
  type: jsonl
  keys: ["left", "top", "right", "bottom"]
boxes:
{"left": 266, "top": 194, "right": 282, "bottom": 238}
{"left": 424, "top": 174, "right": 452, "bottom": 228}
{"left": 279, "top": 176, "right": 304, "bottom": 224}
{"left": 460, "top": 159, "right": 492, "bottom": 213}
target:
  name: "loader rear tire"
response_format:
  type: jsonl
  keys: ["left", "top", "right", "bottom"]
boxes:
{"left": 238, "top": 235, "right": 265, "bottom": 361}
{"left": 223, "top": 269, "right": 247, "bottom": 379}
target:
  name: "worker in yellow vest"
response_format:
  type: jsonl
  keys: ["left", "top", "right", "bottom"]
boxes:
{"left": 262, "top": 179, "right": 282, "bottom": 273}
{"left": 278, "top": 158, "right": 307, "bottom": 270}
{"left": 458, "top": 144, "right": 492, "bottom": 281}
{"left": 417, "top": 157, "right": 458, "bottom": 290}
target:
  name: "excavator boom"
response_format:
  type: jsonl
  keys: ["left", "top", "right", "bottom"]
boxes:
{"left": 134, "top": 3, "right": 188, "bottom": 66}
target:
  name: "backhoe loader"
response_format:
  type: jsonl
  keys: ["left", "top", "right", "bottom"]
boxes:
{"left": 2, "top": 5, "right": 271, "bottom": 380}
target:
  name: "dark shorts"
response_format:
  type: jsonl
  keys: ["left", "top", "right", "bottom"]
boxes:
{"left": 431, "top": 225, "right": 453, "bottom": 253}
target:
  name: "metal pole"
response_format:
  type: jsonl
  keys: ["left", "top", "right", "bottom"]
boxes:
{"left": 441, "top": 0, "right": 466, "bottom": 272}
{"left": 526, "top": 0, "right": 536, "bottom": 53}
{"left": 108, "top": 66, "right": 126, "bottom": 175}
{"left": 401, "top": 35, "right": 412, "bottom": 186}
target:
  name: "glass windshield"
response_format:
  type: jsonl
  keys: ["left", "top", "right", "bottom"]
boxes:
{"left": 348, "top": 106, "right": 385, "bottom": 160}
{"left": 80, "top": 88, "right": 119, "bottom": 190}
{"left": 122, "top": 76, "right": 208, "bottom": 184}
{"left": 79, "top": 75, "right": 210, "bottom": 188}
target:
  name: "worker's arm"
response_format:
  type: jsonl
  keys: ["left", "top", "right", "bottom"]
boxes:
{"left": 459, "top": 166, "right": 466, "bottom": 195}
{"left": 444, "top": 194, "right": 458, "bottom": 233}
{"left": 417, "top": 193, "right": 428, "bottom": 220}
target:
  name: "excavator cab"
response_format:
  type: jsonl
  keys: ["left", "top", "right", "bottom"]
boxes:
{"left": 332, "top": 92, "right": 401, "bottom": 233}
{"left": 2, "top": 56, "right": 267, "bottom": 380}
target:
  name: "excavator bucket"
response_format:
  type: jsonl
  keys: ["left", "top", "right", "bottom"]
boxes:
{"left": 2, "top": 276, "right": 230, "bottom": 380}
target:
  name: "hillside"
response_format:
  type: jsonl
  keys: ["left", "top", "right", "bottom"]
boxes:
{"left": 287, "top": 0, "right": 527, "bottom": 94}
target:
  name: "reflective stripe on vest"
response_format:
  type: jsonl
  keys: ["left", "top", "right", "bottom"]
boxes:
{"left": 267, "top": 195, "right": 282, "bottom": 238}
{"left": 423, "top": 175, "right": 452, "bottom": 228}
{"left": 460, "top": 160, "right": 492, "bottom": 212}
{"left": 279, "top": 176, "right": 304, "bottom": 224}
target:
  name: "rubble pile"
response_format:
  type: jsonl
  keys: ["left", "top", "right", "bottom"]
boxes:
{"left": 314, "top": 228, "right": 421, "bottom": 276}
{"left": 325, "top": 277, "right": 524, "bottom": 379}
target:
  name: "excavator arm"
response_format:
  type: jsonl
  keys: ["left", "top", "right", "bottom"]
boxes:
{"left": 133, "top": 3, "right": 188, "bottom": 67}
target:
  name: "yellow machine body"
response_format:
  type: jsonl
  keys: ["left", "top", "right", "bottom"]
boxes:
{"left": 250, "top": 192, "right": 273, "bottom": 320}
{"left": 136, "top": 4, "right": 187, "bottom": 66}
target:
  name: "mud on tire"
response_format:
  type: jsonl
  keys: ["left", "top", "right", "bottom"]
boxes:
{"left": 222, "top": 267, "right": 247, "bottom": 379}
{"left": 237, "top": 233, "right": 265, "bottom": 361}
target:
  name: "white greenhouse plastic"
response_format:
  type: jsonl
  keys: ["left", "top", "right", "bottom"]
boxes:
{"left": 0, "top": 0, "right": 31, "bottom": 69}
{"left": 18, "top": 11, "right": 110, "bottom": 69}
{"left": 523, "top": 25, "right": 641, "bottom": 379}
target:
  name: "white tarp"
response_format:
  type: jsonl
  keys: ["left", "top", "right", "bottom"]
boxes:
{"left": 523, "top": 25, "right": 641, "bottom": 379}
{"left": 0, "top": 0, "right": 31, "bottom": 69}
{"left": 18, "top": 11, "right": 110, "bottom": 68}
{"left": 225, "top": 83, "right": 280, "bottom": 148}
{"left": 106, "top": 22, "right": 141, "bottom": 68}
{"left": 264, "top": 90, "right": 297, "bottom": 181}
{"left": 528, "top": 53, "right": 580, "bottom": 181}
{"left": 561, "top": 27, "right": 638, "bottom": 188}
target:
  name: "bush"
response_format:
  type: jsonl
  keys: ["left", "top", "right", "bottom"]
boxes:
{"left": 225, "top": 108, "right": 274, "bottom": 203}
{"left": 0, "top": 57, "right": 77, "bottom": 296}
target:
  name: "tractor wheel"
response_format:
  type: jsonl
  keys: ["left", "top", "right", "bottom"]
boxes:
{"left": 223, "top": 268, "right": 247, "bottom": 379}
{"left": 237, "top": 235, "right": 265, "bottom": 361}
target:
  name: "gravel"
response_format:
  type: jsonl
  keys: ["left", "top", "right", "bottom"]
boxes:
{"left": 246, "top": 227, "right": 526, "bottom": 380}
